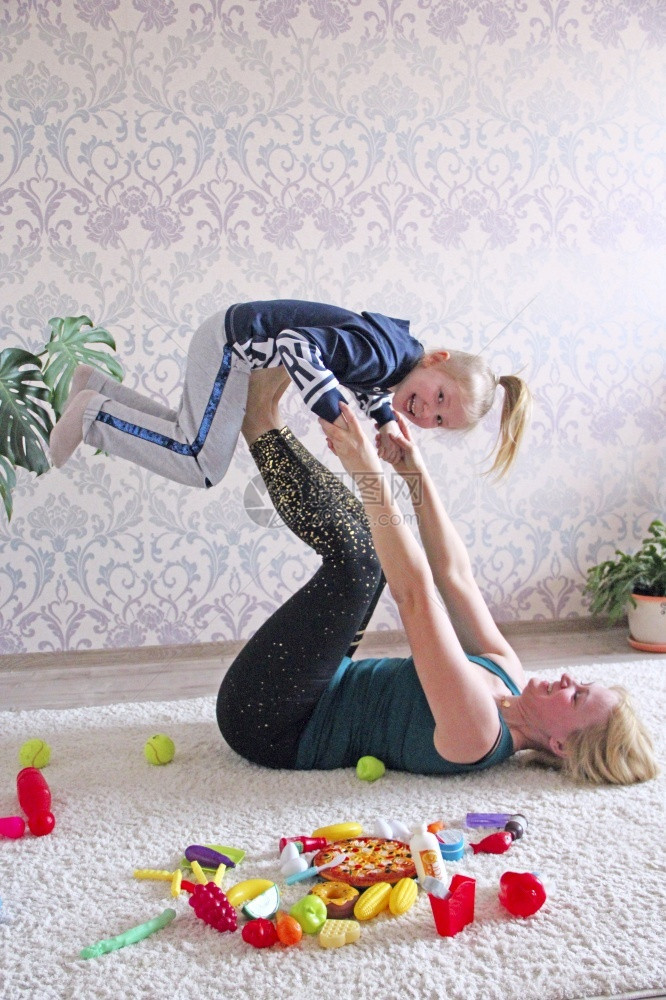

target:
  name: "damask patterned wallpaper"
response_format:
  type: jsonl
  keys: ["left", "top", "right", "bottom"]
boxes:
{"left": 1, "top": 1, "right": 664, "bottom": 654}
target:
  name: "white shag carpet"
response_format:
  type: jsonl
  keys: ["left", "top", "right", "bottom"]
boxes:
{"left": 1, "top": 659, "right": 665, "bottom": 1000}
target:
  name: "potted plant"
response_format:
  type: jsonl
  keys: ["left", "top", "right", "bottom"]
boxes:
{"left": 583, "top": 518, "right": 666, "bottom": 651}
{"left": 0, "top": 316, "right": 122, "bottom": 521}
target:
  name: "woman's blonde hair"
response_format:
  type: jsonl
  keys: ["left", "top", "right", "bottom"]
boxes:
{"left": 523, "top": 686, "right": 659, "bottom": 786}
{"left": 422, "top": 349, "right": 532, "bottom": 478}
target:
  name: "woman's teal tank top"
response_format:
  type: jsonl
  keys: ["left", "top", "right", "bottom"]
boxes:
{"left": 295, "top": 653, "right": 520, "bottom": 774}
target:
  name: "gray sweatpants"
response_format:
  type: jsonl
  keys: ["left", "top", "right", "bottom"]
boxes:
{"left": 82, "top": 310, "right": 250, "bottom": 488}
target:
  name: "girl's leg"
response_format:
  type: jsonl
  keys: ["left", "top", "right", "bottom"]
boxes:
{"left": 51, "top": 311, "right": 249, "bottom": 487}
{"left": 216, "top": 427, "right": 384, "bottom": 768}
{"left": 66, "top": 364, "right": 178, "bottom": 421}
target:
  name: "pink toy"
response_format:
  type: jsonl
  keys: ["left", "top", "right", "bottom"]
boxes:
{"left": 0, "top": 816, "right": 26, "bottom": 839}
{"left": 498, "top": 871, "right": 546, "bottom": 917}
{"left": 427, "top": 875, "right": 476, "bottom": 937}
{"left": 16, "top": 768, "right": 55, "bottom": 836}
{"left": 469, "top": 831, "right": 514, "bottom": 855}
{"left": 189, "top": 883, "right": 237, "bottom": 932}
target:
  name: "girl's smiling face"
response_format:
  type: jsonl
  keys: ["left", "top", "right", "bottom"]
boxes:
{"left": 391, "top": 357, "right": 468, "bottom": 430}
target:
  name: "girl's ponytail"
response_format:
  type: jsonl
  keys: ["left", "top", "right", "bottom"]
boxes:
{"left": 490, "top": 374, "right": 532, "bottom": 478}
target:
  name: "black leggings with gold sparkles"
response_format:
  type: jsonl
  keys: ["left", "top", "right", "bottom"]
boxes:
{"left": 216, "top": 427, "right": 384, "bottom": 768}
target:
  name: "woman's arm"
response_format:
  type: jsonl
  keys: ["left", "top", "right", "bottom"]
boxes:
{"left": 383, "top": 414, "right": 520, "bottom": 665}
{"left": 320, "top": 404, "right": 502, "bottom": 764}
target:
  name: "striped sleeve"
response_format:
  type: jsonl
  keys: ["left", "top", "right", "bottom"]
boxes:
{"left": 355, "top": 391, "right": 395, "bottom": 427}
{"left": 275, "top": 329, "right": 348, "bottom": 422}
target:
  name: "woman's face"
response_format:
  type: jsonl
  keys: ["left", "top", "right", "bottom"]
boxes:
{"left": 523, "top": 672, "right": 619, "bottom": 753}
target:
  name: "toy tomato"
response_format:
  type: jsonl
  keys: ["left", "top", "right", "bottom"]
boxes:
{"left": 241, "top": 918, "right": 279, "bottom": 948}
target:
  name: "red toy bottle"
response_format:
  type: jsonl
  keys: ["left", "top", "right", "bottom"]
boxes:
{"left": 17, "top": 767, "right": 55, "bottom": 836}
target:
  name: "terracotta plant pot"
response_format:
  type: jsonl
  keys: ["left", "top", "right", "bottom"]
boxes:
{"left": 627, "top": 594, "right": 666, "bottom": 652}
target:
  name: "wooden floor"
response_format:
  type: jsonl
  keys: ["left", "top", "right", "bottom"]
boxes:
{"left": 3, "top": 621, "right": 661, "bottom": 712}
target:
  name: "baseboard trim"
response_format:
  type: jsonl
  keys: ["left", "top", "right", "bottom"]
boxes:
{"left": 1, "top": 617, "right": 624, "bottom": 673}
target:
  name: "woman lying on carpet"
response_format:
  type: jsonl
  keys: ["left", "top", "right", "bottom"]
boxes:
{"left": 216, "top": 372, "right": 657, "bottom": 786}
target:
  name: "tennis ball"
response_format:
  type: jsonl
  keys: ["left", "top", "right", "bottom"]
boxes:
{"left": 356, "top": 755, "right": 386, "bottom": 782}
{"left": 144, "top": 734, "right": 175, "bottom": 765}
{"left": 19, "top": 739, "right": 51, "bottom": 769}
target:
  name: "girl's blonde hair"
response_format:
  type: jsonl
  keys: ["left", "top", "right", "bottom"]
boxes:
{"left": 422, "top": 349, "right": 532, "bottom": 478}
{"left": 523, "top": 686, "right": 659, "bottom": 786}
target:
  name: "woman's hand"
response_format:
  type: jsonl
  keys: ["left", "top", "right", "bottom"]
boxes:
{"left": 375, "top": 411, "right": 426, "bottom": 478}
{"left": 320, "top": 403, "right": 382, "bottom": 477}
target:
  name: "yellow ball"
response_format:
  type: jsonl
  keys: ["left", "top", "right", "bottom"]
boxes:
{"left": 144, "top": 733, "right": 175, "bottom": 765}
{"left": 19, "top": 739, "right": 51, "bottom": 769}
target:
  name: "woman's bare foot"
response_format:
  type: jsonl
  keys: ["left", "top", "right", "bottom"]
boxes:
{"left": 241, "top": 369, "right": 290, "bottom": 445}
{"left": 50, "top": 388, "right": 98, "bottom": 468}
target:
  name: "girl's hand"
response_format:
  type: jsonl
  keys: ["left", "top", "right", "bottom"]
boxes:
{"left": 320, "top": 403, "right": 381, "bottom": 476}
{"left": 375, "top": 421, "right": 403, "bottom": 465}
{"left": 375, "top": 411, "right": 426, "bottom": 477}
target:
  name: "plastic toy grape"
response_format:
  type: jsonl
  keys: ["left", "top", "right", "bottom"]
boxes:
{"left": 16, "top": 768, "right": 55, "bottom": 836}
{"left": 498, "top": 871, "right": 546, "bottom": 917}
{"left": 469, "top": 831, "right": 514, "bottom": 855}
{"left": 188, "top": 883, "right": 237, "bottom": 932}
{"left": 241, "top": 917, "right": 279, "bottom": 948}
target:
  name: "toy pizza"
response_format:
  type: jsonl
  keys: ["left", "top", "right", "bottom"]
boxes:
{"left": 312, "top": 837, "right": 416, "bottom": 887}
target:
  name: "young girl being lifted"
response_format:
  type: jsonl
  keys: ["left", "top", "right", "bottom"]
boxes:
{"left": 50, "top": 298, "right": 531, "bottom": 481}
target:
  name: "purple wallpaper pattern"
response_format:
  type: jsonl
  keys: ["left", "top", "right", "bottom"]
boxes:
{"left": 1, "top": 0, "right": 664, "bottom": 652}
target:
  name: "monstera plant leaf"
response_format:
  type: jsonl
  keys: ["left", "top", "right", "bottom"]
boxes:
{"left": 0, "top": 454, "right": 17, "bottom": 521}
{"left": 0, "top": 347, "right": 52, "bottom": 480}
{"left": 42, "top": 315, "right": 123, "bottom": 419}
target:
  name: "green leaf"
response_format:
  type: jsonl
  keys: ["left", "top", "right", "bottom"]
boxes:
{"left": 583, "top": 518, "right": 666, "bottom": 619}
{"left": 0, "top": 348, "right": 52, "bottom": 477}
{"left": 42, "top": 315, "right": 124, "bottom": 418}
{"left": 0, "top": 453, "right": 17, "bottom": 521}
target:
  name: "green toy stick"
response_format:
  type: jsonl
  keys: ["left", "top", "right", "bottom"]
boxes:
{"left": 80, "top": 908, "right": 176, "bottom": 959}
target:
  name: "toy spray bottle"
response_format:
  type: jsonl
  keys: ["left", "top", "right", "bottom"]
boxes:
{"left": 409, "top": 823, "right": 444, "bottom": 881}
